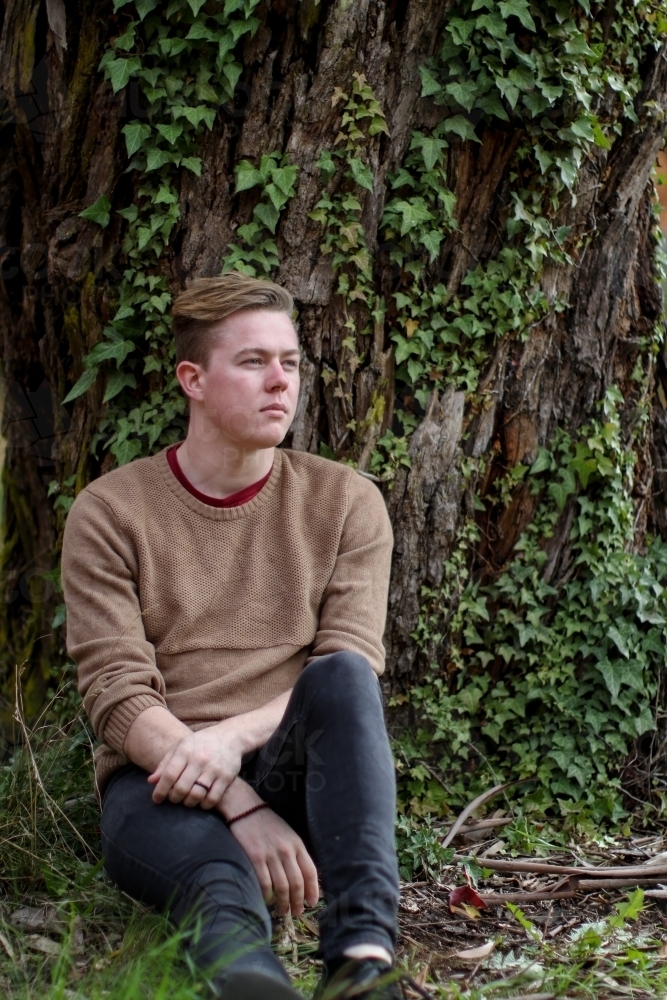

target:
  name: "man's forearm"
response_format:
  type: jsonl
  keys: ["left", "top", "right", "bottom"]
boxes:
{"left": 220, "top": 687, "right": 293, "bottom": 755}
{"left": 124, "top": 705, "right": 192, "bottom": 772}
{"left": 123, "top": 688, "right": 293, "bottom": 774}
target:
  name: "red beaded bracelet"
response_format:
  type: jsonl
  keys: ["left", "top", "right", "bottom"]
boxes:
{"left": 225, "top": 801, "right": 269, "bottom": 827}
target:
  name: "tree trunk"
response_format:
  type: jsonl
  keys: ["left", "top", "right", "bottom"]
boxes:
{"left": 1, "top": 0, "right": 666, "bottom": 808}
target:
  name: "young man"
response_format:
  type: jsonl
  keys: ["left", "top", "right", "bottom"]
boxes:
{"left": 62, "top": 273, "right": 401, "bottom": 1000}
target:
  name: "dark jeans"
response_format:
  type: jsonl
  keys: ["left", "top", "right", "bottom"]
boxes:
{"left": 100, "top": 652, "right": 399, "bottom": 989}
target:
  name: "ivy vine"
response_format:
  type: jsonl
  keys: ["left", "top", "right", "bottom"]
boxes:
{"left": 61, "top": 0, "right": 263, "bottom": 472}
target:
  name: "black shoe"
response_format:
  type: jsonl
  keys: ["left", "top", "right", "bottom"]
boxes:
{"left": 314, "top": 957, "right": 403, "bottom": 999}
{"left": 217, "top": 970, "right": 304, "bottom": 999}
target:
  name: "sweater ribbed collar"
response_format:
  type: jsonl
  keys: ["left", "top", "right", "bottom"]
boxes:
{"left": 154, "top": 445, "right": 282, "bottom": 520}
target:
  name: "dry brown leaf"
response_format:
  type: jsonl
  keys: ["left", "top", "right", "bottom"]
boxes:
{"left": 71, "top": 916, "right": 85, "bottom": 956}
{"left": 454, "top": 940, "right": 495, "bottom": 961}
{"left": 399, "top": 898, "right": 420, "bottom": 914}
{"left": 25, "top": 935, "right": 60, "bottom": 957}
{"left": 11, "top": 905, "right": 61, "bottom": 933}
{"left": 480, "top": 840, "right": 505, "bottom": 858}
{"left": 298, "top": 915, "right": 319, "bottom": 937}
{"left": 657, "top": 940, "right": 667, "bottom": 958}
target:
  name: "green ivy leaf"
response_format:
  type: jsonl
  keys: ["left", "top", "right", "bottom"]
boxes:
{"left": 419, "top": 230, "right": 444, "bottom": 260}
{"left": 113, "top": 22, "right": 137, "bottom": 51}
{"left": 415, "top": 135, "right": 449, "bottom": 171}
{"left": 547, "top": 479, "right": 572, "bottom": 510}
{"left": 173, "top": 105, "right": 217, "bottom": 129}
{"left": 122, "top": 122, "right": 152, "bottom": 157}
{"left": 146, "top": 148, "right": 171, "bottom": 171}
{"left": 475, "top": 91, "right": 510, "bottom": 121}
{"left": 187, "top": 0, "right": 207, "bottom": 12}
{"left": 443, "top": 115, "right": 480, "bottom": 143}
{"left": 103, "top": 371, "right": 137, "bottom": 403}
{"left": 271, "top": 165, "right": 299, "bottom": 196}
{"left": 419, "top": 65, "right": 442, "bottom": 98}
{"left": 593, "top": 125, "right": 611, "bottom": 150}
{"left": 78, "top": 194, "right": 112, "bottom": 228}
{"left": 186, "top": 21, "right": 215, "bottom": 41}
{"left": 564, "top": 33, "right": 595, "bottom": 58}
{"left": 607, "top": 624, "right": 632, "bottom": 659}
{"left": 498, "top": 0, "right": 536, "bottom": 31}
{"left": 349, "top": 157, "right": 374, "bottom": 192}
{"left": 117, "top": 204, "right": 138, "bottom": 222}
{"left": 596, "top": 659, "right": 631, "bottom": 702}
{"left": 265, "top": 183, "right": 289, "bottom": 211}
{"left": 156, "top": 122, "right": 184, "bottom": 145}
{"left": 181, "top": 157, "right": 202, "bottom": 176}
{"left": 570, "top": 117, "right": 595, "bottom": 141}
{"left": 223, "top": 61, "right": 243, "bottom": 96}
{"left": 135, "top": 0, "right": 158, "bottom": 16}
{"left": 107, "top": 56, "right": 142, "bottom": 93}
{"left": 62, "top": 367, "right": 99, "bottom": 404}
{"left": 111, "top": 438, "right": 144, "bottom": 466}
{"left": 368, "top": 116, "right": 390, "bottom": 137}
{"left": 529, "top": 447, "right": 552, "bottom": 475}
{"left": 253, "top": 201, "right": 280, "bottom": 233}
{"left": 85, "top": 339, "right": 136, "bottom": 367}
{"left": 316, "top": 149, "right": 337, "bottom": 181}
{"left": 235, "top": 160, "right": 264, "bottom": 192}
{"left": 392, "top": 199, "right": 434, "bottom": 236}
{"left": 407, "top": 358, "right": 425, "bottom": 384}
{"left": 445, "top": 80, "right": 477, "bottom": 112}
{"left": 143, "top": 355, "right": 163, "bottom": 374}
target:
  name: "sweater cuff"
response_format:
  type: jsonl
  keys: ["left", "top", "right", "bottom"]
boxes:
{"left": 102, "top": 693, "right": 166, "bottom": 753}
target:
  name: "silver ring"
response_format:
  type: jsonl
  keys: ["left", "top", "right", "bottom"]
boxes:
{"left": 194, "top": 780, "right": 211, "bottom": 793}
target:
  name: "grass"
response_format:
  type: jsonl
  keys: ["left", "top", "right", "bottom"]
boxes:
{"left": 2, "top": 691, "right": 667, "bottom": 999}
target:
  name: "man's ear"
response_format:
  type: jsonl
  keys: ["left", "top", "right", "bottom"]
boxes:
{"left": 176, "top": 360, "right": 205, "bottom": 402}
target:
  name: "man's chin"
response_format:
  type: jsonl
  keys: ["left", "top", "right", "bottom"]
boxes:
{"left": 239, "top": 427, "right": 290, "bottom": 451}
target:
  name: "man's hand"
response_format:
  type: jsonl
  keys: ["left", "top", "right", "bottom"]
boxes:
{"left": 124, "top": 691, "right": 294, "bottom": 809}
{"left": 221, "top": 781, "right": 319, "bottom": 916}
{"left": 148, "top": 718, "right": 247, "bottom": 808}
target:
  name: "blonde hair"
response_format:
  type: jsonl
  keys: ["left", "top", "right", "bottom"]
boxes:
{"left": 171, "top": 273, "right": 294, "bottom": 366}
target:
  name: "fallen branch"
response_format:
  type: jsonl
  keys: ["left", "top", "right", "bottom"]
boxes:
{"left": 577, "top": 877, "right": 667, "bottom": 891}
{"left": 479, "top": 889, "right": 577, "bottom": 904}
{"left": 454, "top": 856, "right": 667, "bottom": 878}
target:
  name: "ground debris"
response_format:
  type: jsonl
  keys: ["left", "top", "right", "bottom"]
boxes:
{"left": 391, "top": 830, "right": 667, "bottom": 993}
{"left": 9, "top": 904, "right": 62, "bottom": 934}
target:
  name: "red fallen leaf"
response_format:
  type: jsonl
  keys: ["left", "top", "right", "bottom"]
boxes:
{"left": 449, "top": 885, "right": 486, "bottom": 912}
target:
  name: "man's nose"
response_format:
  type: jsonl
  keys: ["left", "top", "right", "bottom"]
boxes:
{"left": 266, "top": 361, "right": 289, "bottom": 391}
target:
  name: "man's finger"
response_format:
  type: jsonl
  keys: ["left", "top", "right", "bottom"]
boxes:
{"left": 254, "top": 861, "right": 274, "bottom": 906}
{"left": 199, "top": 775, "right": 229, "bottom": 810}
{"left": 182, "top": 774, "right": 215, "bottom": 807}
{"left": 298, "top": 848, "right": 320, "bottom": 907}
{"left": 267, "top": 858, "right": 291, "bottom": 916}
{"left": 151, "top": 752, "right": 188, "bottom": 801}
{"left": 169, "top": 761, "right": 208, "bottom": 803}
{"left": 280, "top": 851, "right": 305, "bottom": 916}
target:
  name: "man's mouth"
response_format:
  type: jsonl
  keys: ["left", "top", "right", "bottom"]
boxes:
{"left": 261, "top": 403, "right": 288, "bottom": 413}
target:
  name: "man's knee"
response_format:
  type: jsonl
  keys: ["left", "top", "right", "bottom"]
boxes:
{"left": 299, "top": 651, "right": 381, "bottom": 710}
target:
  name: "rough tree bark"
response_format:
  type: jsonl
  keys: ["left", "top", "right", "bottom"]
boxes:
{"left": 0, "top": 0, "right": 666, "bottom": 737}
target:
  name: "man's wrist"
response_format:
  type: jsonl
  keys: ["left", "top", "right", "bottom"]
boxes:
{"left": 211, "top": 717, "right": 260, "bottom": 757}
{"left": 218, "top": 777, "right": 264, "bottom": 822}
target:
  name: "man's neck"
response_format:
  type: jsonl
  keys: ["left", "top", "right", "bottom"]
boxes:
{"left": 176, "top": 436, "right": 275, "bottom": 500}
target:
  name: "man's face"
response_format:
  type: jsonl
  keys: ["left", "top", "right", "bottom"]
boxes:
{"left": 177, "top": 309, "right": 301, "bottom": 450}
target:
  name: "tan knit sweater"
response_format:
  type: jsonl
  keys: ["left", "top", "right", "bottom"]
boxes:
{"left": 62, "top": 447, "right": 393, "bottom": 791}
